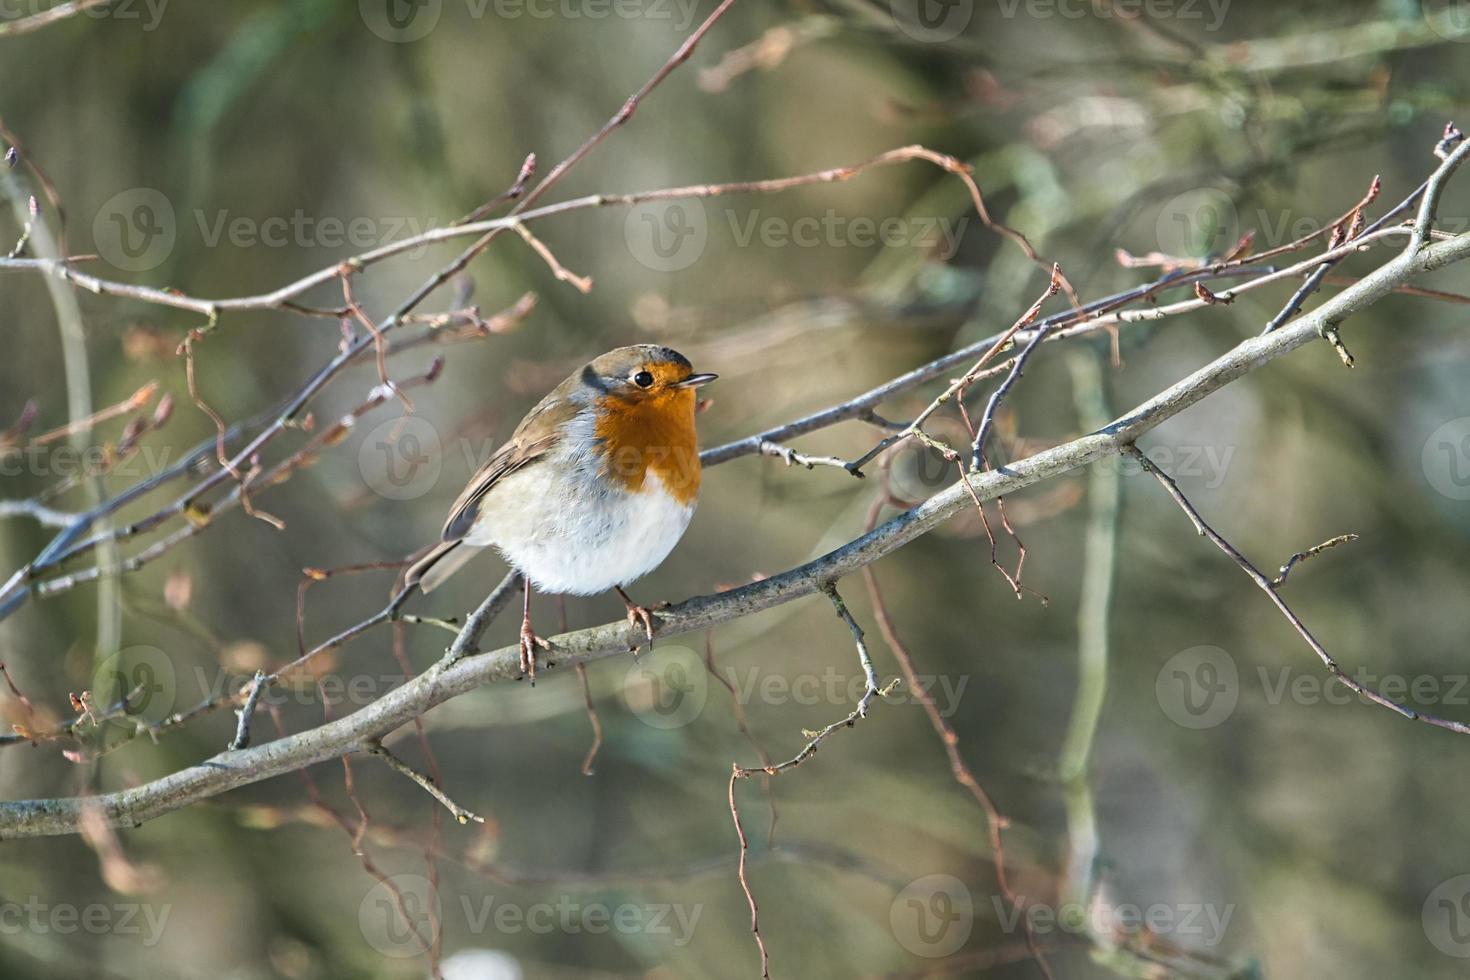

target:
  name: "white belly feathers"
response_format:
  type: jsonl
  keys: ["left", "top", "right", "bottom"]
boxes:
{"left": 461, "top": 429, "right": 696, "bottom": 596}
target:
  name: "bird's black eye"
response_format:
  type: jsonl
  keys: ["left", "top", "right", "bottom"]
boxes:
{"left": 633, "top": 370, "right": 655, "bottom": 388}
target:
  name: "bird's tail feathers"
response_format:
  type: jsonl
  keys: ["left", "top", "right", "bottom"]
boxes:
{"left": 405, "top": 540, "right": 485, "bottom": 594}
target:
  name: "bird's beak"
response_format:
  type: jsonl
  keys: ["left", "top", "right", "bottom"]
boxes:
{"left": 675, "top": 373, "right": 718, "bottom": 389}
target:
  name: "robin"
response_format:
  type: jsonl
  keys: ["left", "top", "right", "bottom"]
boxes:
{"left": 404, "top": 345, "right": 716, "bottom": 681}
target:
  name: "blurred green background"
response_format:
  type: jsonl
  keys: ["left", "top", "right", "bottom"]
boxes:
{"left": 3, "top": 0, "right": 1470, "bottom": 977}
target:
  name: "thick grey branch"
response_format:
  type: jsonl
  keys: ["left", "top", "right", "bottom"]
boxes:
{"left": 4, "top": 228, "right": 1468, "bottom": 839}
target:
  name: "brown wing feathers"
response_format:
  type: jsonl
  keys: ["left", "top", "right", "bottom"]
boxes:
{"left": 404, "top": 390, "right": 579, "bottom": 592}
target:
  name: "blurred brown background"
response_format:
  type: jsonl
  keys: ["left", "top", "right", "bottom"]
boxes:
{"left": 3, "top": 0, "right": 1470, "bottom": 977}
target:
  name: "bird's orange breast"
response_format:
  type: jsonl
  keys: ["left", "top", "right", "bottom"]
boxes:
{"left": 593, "top": 389, "right": 701, "bottom": 505}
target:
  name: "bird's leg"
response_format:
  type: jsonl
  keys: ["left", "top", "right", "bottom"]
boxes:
{"left": 614, "top": 585, "right": 657, "bottom": 652}
{"left": 520, "top": 578, "right": 550, "bottom": 684}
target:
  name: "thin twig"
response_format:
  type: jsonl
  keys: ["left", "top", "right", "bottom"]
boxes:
{"left": 574, "top": 664, "right": 603, "bottom": 777}
{"left": 0, "top": 0, "right": 113, "bottom": 36}
{"left": 704, "top": 629, "right": 778, "bottom": 840}
{"left": 1127, "top": 446, "right": 1470, "bottom": 735}
{"left": 861, "top": 522, "right": 1053, "bottom": 980}
{"left": 0, "top": 498, "right": 75, "bottom": 527}
{"left": 365, "top": 739, "right": 485, "bottom": 826}
{"left": 511, "top": 222, "right": 593, "bottom": 293}
{"left": 228, "top": 670, "right": 268, "bottom": 751}
{"left": 1271, "top": 533, "right": 1358, "bottom": 589}
{"left": 726, "top": 583, "right": 890, "bottom": 976}
{"left": 755, "top": 439, "right": 861, "bottom": 475}
{"left": 728, "top": 766, "right": 770, "bottom": 979}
